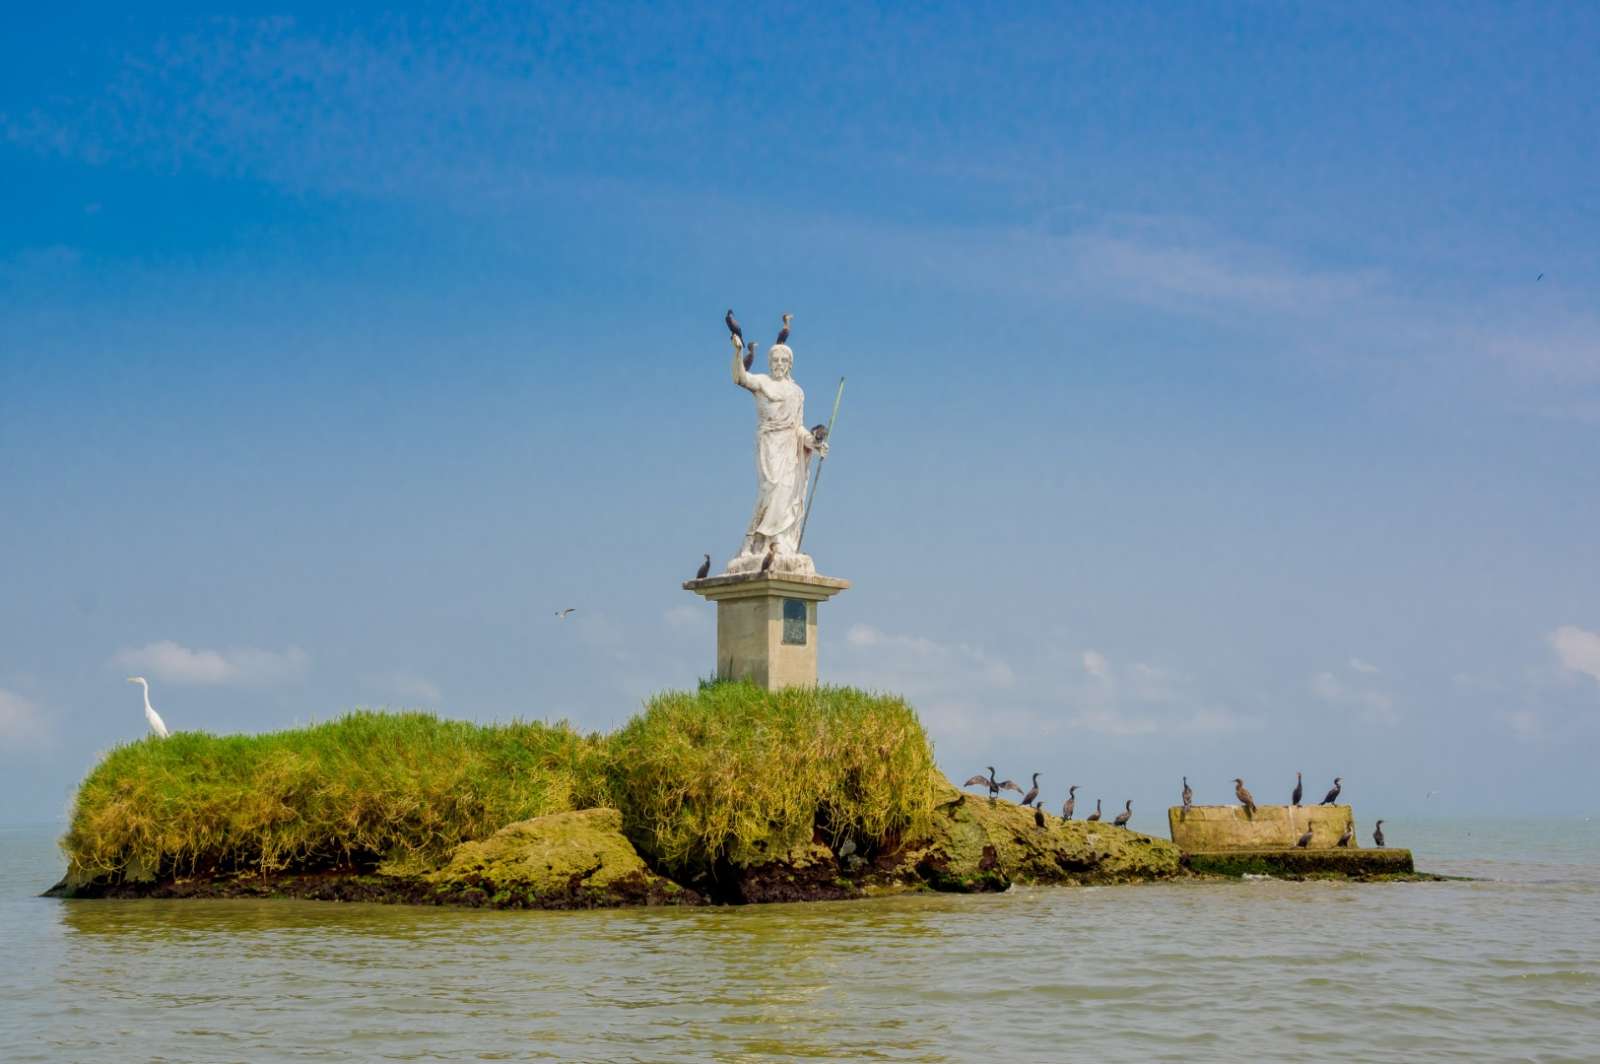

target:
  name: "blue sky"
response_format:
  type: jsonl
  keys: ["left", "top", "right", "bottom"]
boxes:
{"left": 3, "top": 3, "right": 1597, "bottom": 825}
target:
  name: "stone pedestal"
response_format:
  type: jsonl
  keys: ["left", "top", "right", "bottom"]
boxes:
{"left": 682, "top": 572, "right": 850, "bottom": 690}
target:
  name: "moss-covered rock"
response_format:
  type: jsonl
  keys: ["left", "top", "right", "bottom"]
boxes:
{"left": 876, "top": 779, "right": 1183, "bottom": 892}
{"left": 1183, "top": 847, "right": 1416, "bottom": 879}
{"left": 428, "top": 808, "right": 701, "bottom": 909}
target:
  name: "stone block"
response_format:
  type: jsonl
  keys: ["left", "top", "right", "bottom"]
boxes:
{"left": 1168, "top": 803, "right": 1356, "bottom": 851}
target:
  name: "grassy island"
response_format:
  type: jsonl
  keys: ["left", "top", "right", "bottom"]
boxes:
{"left": 54, "top": 683, "right": 1183, "bottom": 907}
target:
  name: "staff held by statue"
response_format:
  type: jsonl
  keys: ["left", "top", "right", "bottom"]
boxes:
{"left": 798, "top": 376, "right": 844, "bottom": 552}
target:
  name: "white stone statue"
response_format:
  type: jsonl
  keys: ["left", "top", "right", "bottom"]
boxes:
{"left": 725, "top": 336, "right": 828, "bottom": 575}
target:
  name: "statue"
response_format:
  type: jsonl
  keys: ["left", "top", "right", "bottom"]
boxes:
{"left": 724, "top": 334, "right": 828, "bottom": 575}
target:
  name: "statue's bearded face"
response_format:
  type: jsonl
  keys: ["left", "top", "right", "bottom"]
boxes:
{"left": 770, "top": 350, "right": 792, "bottom": 379}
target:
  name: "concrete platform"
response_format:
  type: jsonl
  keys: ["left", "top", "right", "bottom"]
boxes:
{"left": 1169, "top": 803, "right": 1355, "bottom": 851}
{"left": 1184, "top": 847, "right": 1415, "bottom": 877}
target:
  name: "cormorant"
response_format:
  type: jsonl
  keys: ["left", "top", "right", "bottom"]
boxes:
{"left": 695, "top": 553, "right": 711, "bottom": 580}
{"left": 1336, "top": 825, "right": 1353, "bottom": 848}
{"left": 961, "top": 767, "right": 1024, "bottom": 800}
{"left": 744, "top": 340, "right": 758, "bottom": 372}
{"left": 1373, "top": 820, "right": 1386, "bottom": 847}
{"left": 810, "top": 423, "right": 829, "bottom": 444}
{"left": 726, "top": 309, "right": 742, "bottom": 342}
{"left": 1062, "top": 785, "right": 1077, "bottom": 820}
{"left": 1019, "top": 772, "right": 1040, "bottom": 807}
{"left": 1113, "top": 800, "right": 1132, "bottom": 828}
{"left": 1234, "top": 778, "right": 1257, "bottom": 817}
{"left": 759, "top": 542, "right": 776, "bottom": 574}
{"left": 1034, "top": 804, "right": 1047, "bottom": 829}
{"left": 776, "top": 312, "right": 792, "bottom": 345}
{"left": 1296, "top": 826, "right": 1314, "bottom": 848}
{"left": 1291, "top": 771, "right": 1303, "bottom": 807}
{"left": 1320, "top": 777, "right": 1343, "bottom": 805}
{"left": 1182, "top": 776, "right": 1193, "bottom": 811}
{"left": 1086, "top": 799, "right": 1102, "bottom": 822}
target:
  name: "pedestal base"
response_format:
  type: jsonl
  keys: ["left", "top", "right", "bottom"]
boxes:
{"left": 682, "top": 572, "right": 850, "bottom": 690}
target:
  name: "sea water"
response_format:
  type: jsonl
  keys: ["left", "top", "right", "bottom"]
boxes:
{"left": 2, "top": 819, "right": 1596, "bottom": 1062}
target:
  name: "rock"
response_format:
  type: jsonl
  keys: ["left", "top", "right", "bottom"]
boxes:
{"left": 731, "top": 839, "right": 861, "bottom": 904}
{"left": 1183, "top": 847, "right": 1419, "bottom": 879}
{"left": 429, "top": 808, "right": 701, "bottom": 909}
{"left": 875, "top": 779, "right": 1183, "bottom": 892}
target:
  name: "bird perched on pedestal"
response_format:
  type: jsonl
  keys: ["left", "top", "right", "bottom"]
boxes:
{"left": 1019, "top": 772, "right": 1040, "bottom": 807}
{"left": 1291, "top": 771, "right": 1303, "bottom": 807}
{"left": 1320, "top": 777, "right": 1343, "bottom": 805}
{"left": 1182, "top": 776, "right": 1193, "bottom": 811}
{"left": 776, "top": 312, "right": 792, "bottom": 346}
{"left": 1234, "top": 778, "right": 1257, "bottom": 817}
{"left": 1336, "top": 825, "right": 1353, "bottom": 848}
{"left": 725, "top": 309, "right": 742, "bottom": 344}
{"left": 1086, "top": 799, "right": 1102, "bottom": 822}
{"left": 1296, "top": 826, "right": 1314, "bottom": 848}
{"left": 126, "top": 676, "right": 170, "bottom": 738}
{"left": 1373, "top": 821, "right": 1386, "bottom": 847}
{"left": 759, "top": 542, "right": 776, "bottom": 574}
{"left": 1113, "top": 800, "right": 1132, "bottom": 828}
{"left": 695, "top": 553, "right": 711, "bottom": 580}
{"left": 1062, "top": 785, "right": 1077, "bottom": 821}
{"left": 962, "top": 767, "right": 1024, "bottom": 801}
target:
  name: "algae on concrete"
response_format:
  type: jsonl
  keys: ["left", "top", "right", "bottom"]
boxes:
{"left": 1184, "top": 847, "right": 1415, "bottom": 879}
{"left": 429, "top": 808, "right": 698, "bottom": 909}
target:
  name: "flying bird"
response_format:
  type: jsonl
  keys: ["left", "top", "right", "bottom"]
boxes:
{"left": 725, "top": 309, "right": 742, "bottom": 343}
{"left": 1291, "top": 771, "right": 1303, "bottom": 807}
{"left": 695, "top": 554, "right": 711, "bottom": 580}
{"left": 1373, "top": 820, "right": 1386, "bottom": 847}
{"left": 556, "top": 608, "right": 576, "bottom": 619}
{"left": 744, "top": 340, "right": 758, "bottom": 372}
{"left": 1113, "top": 800, "right": 1132, "bottom": 828}
{"left": 759, "top": 542, "right": 777, "bottom": 574}
{"left": 1336, "top": 825, "right": 1353, "bottom": 848}
{"left": 1320, "top": 777, "right": 1343, "bottom": 805}
{"left": 1062, "top": 785, "right": 1077, "bottom": 820}
{"left": 1182, "top": 776, "right": 1193, "bottom": 811}
{"left": 776, "top": 312, "right": 792, "bottom": 346}
{"left": 1086, "top": 799, "right": 1103, "bottom": 822}
{"left": 127, "top": 676, "right": 169, "bottom": 738}
{"left": 1537, "top": 273, "right": 1544, "bottom": 281}
{"left": 1234, "top": 778, "right": 1257, "bottom": 817}
{"left": 1018, "top": 772, "right": 1040, "bottom": 807}
{"left": 962, "top": 767, "right": 1024, "bottom": 800}
{"left": 1296, "top": 826, "right": 1314, "bottom": 848}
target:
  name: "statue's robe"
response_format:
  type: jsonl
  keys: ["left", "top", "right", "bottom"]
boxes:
{"left": 742, "top": 372, "right": 813, "bottom": 554}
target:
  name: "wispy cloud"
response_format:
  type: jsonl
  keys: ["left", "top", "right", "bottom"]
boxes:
{"left": 1349, "top": 657, "right": 1380, "bottom": 674}
{"left": 361, "top": 671, "right": 441, "bottom": 704}
{"left": 0, "top": 689, "right": 49, "bottom": 747}
{"left": 111, "top": 640, "right": 309, "bottom": 686}
{"left": 1310, "top": 668, "right": 1399, "bottom": 724}
{"left": 1064, "top": 650, "right": 1258, "bottom": 736}
{"left": 1550, "top": 625, "right": 1600, "bottom": 686}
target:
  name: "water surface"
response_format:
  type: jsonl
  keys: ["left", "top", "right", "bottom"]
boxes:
{"left": 2, "top": 820, "right": 1596, "bottom": 1062}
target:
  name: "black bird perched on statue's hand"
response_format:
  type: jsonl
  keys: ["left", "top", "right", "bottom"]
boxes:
{"left": 1113, "top": 800, "right": 1132, "bottom": 828}
{"left": 1182, "top": 776, "right": 1193, "bottom": 811}
{"left": 809, "top": 423, "right": 828, "bottom": 444}
{"left": 776, "top": 312, "right": 791, "bottom": 346}
{"left": 1320, "top": 777, "right": 1343, "bottom": 805}
{"left": 1019, "top": 772, "right": 1040, "bottom": 807}
{"left": 962, "top": 767, "right": 1024, "bottom": 801}
{"left": 695, "top": 554, "right": 711, "bottom": 580}
{"left": 1296, "top": 826, "right": 1314, "bottom": 848}
{"left": 1336, "top": 824, "right": 1353, "bottom": 848}
{"left": 1291, "top": 771, "right": 1303, "bottom": 807}
{"left": 725, "top": 309, "right": 742, "bottom": 343}
{"left": 1034, "top": 803, "right": 1047, "bottom": 829}
{"left": 1373, "top": 820, "right": 1386, "bottom": 847}
{"left": 1234, "top": 778, "right": 1257, "bottom": 816}
{"left": 744, "top": 340, "right": 758, "bottom": 372}
{"left": 1062, "top": 785, "right": 1077, "bottom": 820}
{"left": 1086, "top": 799, "right": 1102, "bottom": 822}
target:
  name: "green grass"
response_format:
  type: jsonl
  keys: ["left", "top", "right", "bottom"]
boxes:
{"left": 62, "top": 685, "right": 940, "bottom": 884}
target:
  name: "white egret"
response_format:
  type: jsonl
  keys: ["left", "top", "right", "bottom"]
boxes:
{"left": 126, "top": 676, "right": 170, "bottom": 738}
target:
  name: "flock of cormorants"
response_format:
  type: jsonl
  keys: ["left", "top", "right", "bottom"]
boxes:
{"left": 964, "top": 767, "right": 1391, "bottom": 847}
